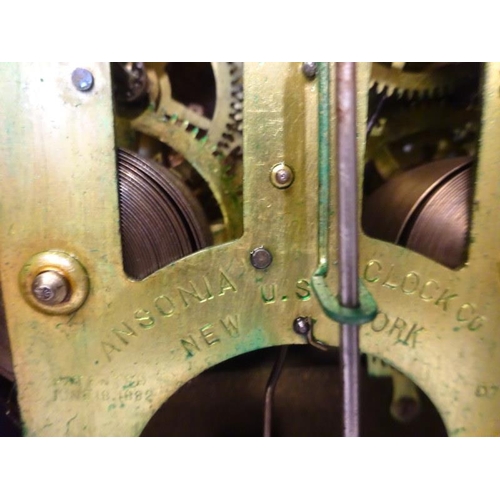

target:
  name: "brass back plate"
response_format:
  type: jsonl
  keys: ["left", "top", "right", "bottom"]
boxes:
{"left": 0, "top": 62, "right": 499, "bottom": 436}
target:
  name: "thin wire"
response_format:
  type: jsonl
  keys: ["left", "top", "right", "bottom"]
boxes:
{"left": 263, "top": 346, "right": 289, "bottom": 437}
{"left": 366, "top": 93, "right": 387, "bottom": 136}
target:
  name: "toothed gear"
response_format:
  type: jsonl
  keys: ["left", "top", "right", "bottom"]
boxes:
{"left": 217, "top": 62, "right": 243, "bottom": 157}
{"left": 150, "top": 62, "right": 243, "bottom": 159}
{"left": 370, "top": 62, "right": 457, "bottom": 99}
{"left": 130, "top": 112, "right": 243, "bottom": 241}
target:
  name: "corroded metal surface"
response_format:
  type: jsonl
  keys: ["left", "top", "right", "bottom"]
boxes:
{"left": 359, "top": 65, "right": 500, "bottom": 436}
{"left": 0, "top": 62, "right": 499, "bottom": 436}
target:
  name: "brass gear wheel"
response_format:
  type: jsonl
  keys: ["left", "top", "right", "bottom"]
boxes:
{"left": 147, "top": 62, "right": 243, "bottom": 158}
{"left": 130, "top": 110, "right": 243, "bottom": 242}
{"left": 220, "top": 62, "right": 243, "bottom": 157}
{"left": 370, "top": 62, "right": 460, "bottom": 98}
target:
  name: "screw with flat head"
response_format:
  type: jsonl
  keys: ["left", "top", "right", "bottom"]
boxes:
{"left": 302, "top": 62, "right": 317, "bottom": 79}
{"left": 293, "top": 316, "right": 311, "bottom": 336}
{"left": 32, "top": 271, "right": 70, "bottom": 306}
{"left": 250, "top": 246, "right": 273, "bottom": 270}
{"left": 71, "top": 68, "right": 94, "bottom": 92}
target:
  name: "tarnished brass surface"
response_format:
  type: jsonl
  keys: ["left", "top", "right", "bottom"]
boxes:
{"left": 0, "top": 62, "right": 339, "bottom": 436}
{"left": 359, "top": 64, "right": 500, "bottom": 436}
{"left": 0, "top": 62, "right": 499, "bottom": 436}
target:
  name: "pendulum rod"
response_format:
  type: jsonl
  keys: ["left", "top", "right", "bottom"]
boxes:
{"left": 313, "top": 63, "right": 375, "bottom": 436}
{"left": 336, "top": 62, "right": 361, "bottom": 437}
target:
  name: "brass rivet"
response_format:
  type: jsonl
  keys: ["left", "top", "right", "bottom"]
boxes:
{"left": 270, "top": 163, "right": 294, "bottom": 189}
{"left": 250, "top": 246, "right": 273, "bottom": 270}
{"left": 302, "top": 62, "right": 317, "bottom": 79}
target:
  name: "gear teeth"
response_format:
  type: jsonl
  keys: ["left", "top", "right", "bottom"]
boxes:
{"left": 386, "top": 86, "right": 397, "bottom": 98}
{"left": 373, "top": 81, "right": 393, "bottom": 97}
{"left": 156, "top": 63, "right": 244, "bottom": 160}
{"left": 370, "top": 62, "right": 461, "bottom": 101}
{"left": 373, "top": 82, "right": 449, "bottom": 101}
{"left": 399, "top": 88, "right": 413, "bottom": 100}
